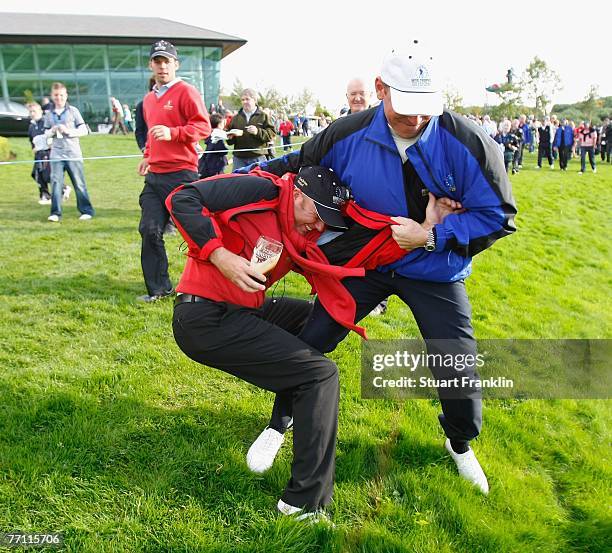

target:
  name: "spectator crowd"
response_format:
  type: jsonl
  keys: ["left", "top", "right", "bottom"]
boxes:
{"left": 22, "top": 56, "right": 612, "bottom": 217}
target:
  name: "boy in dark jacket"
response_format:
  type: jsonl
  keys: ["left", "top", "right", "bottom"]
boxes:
{"left": 198, "top": 113, "right": 228, "bottom": 178}
{"left": 26, "top": 102, "right": 52, "bottom": 204}
{"left": 496, "top": 120, "right": 520, "bottom": 174}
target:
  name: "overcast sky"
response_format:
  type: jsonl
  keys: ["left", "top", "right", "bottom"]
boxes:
{"left": 2, "top": 1, "right": 610, "bottom": 113}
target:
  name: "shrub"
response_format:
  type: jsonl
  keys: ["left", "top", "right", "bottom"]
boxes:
{"left": 0, "top": 136, "right": 14, "bottom": 161}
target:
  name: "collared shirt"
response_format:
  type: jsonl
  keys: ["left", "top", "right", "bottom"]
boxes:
{"left": 243, "top": 109, "right": 255, "bottom": 123}
{"left": 153, "top": 78, "right": 182, "bottom": 99}
{"left": 43, "top": 104, "right": 86, "bottom": 159}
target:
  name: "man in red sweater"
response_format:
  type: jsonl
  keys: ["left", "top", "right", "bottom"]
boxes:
{"left": 136, "top": 39, "right": 211, "bottom": 302}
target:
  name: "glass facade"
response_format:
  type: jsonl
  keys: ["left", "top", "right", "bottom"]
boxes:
{"left": 0, "top": 43, "right": 221, "bottom": 125}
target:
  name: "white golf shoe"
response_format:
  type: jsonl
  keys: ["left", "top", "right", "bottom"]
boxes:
{"left": 246, "top": 427, "right": 285, "bottom": 474}
{"left": 444, "top": 439, "right": 489, "bottom": 494}
{"left": 277, "top": 499, "right": 330, "bottom": 524}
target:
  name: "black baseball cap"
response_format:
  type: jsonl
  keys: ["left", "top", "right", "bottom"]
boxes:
{"left": 149, "top": 39, "right": 178, "bottom": 60}
{"left": 295, "top": 166, "right": 350, "bottom": 229}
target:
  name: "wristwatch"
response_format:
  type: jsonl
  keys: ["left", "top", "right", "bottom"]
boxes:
{"left": 424, "top": 228, "right": 436, "bottom": 252}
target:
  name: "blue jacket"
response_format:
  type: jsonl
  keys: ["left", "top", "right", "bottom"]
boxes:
{"left": 198, "top": 136, "right": 228, "bottom": 178}
{"left": 252, "top": 104, "right": 517, "bottom": 283}
{"left": 553, "top": 125, "right": 574, "bottom": 148}
{"left": 521, "top": 123, "right": 533, "bottom": 144}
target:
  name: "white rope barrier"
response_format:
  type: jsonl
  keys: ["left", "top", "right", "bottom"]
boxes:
{"left": 0, "top": 140, "right": 309, "bottom": 166}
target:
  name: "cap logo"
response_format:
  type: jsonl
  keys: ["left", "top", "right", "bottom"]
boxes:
{"left": 154, "top": 40, "right": 169, "bottom": 51}
{"left": 412, "top": 65, "right": 431, "bottom": 87}
{"left": 297, "top": 176, "right": 308, "bottom": 187}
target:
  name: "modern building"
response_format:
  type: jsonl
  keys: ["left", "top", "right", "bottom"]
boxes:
{"left": 0, "top": 12, "right": 245, "bottom": 125}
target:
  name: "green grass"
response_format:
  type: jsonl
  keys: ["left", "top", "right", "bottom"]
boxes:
{"left": 0, "top": 134, "right": 610, "bottom": 552}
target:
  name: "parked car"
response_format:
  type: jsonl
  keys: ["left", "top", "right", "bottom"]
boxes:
{"left": 0, "top": 100, "right": 30, "bottom": 137}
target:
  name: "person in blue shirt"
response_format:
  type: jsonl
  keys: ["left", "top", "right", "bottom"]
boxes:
{"left": 243, "top": 43, "right": 517, "bottom": 496}
{"left": 517, "top": 114, "right": 533, "bottom": 165}
{"left": 553, "top": 118, "right": 575, "bottom": 171}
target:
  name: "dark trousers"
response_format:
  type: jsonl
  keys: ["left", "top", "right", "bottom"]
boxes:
{"left": 503, "top": 152, "right": 514, "bottom": 174}
{"left": 538, "top": 144, "right": 553, "bottom": 167}
{"left": 606, "top": 142, "right": 612, "bottom": 163}
{"left": 270, "top": 271, "right": 482, "bottom": 444}
{"left": 172, "top": 297, "right": 339, "bottom": 510}
{"left": 516, "top": 143, "right": 525, "bottom": 167}
{"left": 580, "top": 147, "right": 596, "bottom": 172}
{"left": 138, "top": 170, "right": 198, "bottom": 295}
{"left": 32, "top": 150, "right": 51, "bottom": 197}
{"left": 282, "top": 135, "right": 292, "bottom": 151}
{"left": 558, "top": 146, "right": 570, "bottom": 170}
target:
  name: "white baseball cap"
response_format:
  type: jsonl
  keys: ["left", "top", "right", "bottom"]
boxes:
{"left": 380, "top": 43, "right": 443, "bottom": 116}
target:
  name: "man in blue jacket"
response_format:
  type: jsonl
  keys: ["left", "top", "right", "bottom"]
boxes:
{"left": 243, "top": 43, "right": 517, "bottom": 495}
{"left": 517, "top": 114, "right": 533, "bottom": 167}
{"left": 553, "top": 119, "right": 574, "bottom": 171}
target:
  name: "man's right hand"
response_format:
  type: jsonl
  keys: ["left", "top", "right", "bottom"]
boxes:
{"left": 209, "top": 247, "right": 266, "bottom": 292}
{"left": 138, "top": 158, "right": 150, "bottom": 176}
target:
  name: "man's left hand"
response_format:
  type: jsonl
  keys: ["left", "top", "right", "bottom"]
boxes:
{"left": 245, "top": 125, "right": 258, "bottom": 135}
{"left": 391, "top": 193, "right": 466, "bottom": 250}
{"left": 425, "top": 192, "right": 465, "bottom": 227}
{"left": 150, "top": 125, "right": 172, "bottom": 141}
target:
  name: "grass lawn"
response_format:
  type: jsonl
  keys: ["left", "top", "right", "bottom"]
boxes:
{"left": 0, "top": 134, "right": 610, "bottom": 552}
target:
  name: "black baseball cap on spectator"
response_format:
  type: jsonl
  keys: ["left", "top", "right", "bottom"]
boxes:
{"left": 149, "top": 40, "right": 178, "bottom": 60}
{"left": 295, "top": 166, "right": 350, "bottom": 229}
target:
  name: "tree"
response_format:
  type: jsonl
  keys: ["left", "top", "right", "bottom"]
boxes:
{"left": 256, "top": 86, "right": 291, "bottom": 115}
{"left": 443, "top": 86, "right": 464, "bottom": 113}
{"left": 580, "top": 84, "right": 603, "bottom": 121}
{"left": 485, "top": 81, "right": 522, "bottom": 119}
{"left": 23, "top": 89, "right": 35, "bottom": 104}
{"left": 520, "top": 57, "right": 562, "bottom": 117}
{"left": 314, "top": 102, "right": 332, "bottom": 118}
{"left": 225, "top": 78, "right": 245, "bottom": 110}
{"left": 290, "top": 88, "right": 316, "bottom": 115}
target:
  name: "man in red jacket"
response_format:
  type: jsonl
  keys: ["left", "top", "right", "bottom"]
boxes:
{"left": 136, "top": 39, "right": 211, "bottom": 302}
{"left": 168, "top": 167, "right": 353, "bottom": 520}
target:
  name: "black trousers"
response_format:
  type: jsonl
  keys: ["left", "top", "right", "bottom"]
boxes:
{"left": 32, "top": 150, "right": 51, "bottom": 197}
{"left": 538, "top": 144, "right": 553, "bottom": 167}
{"left": 516, "top": 142, "right": 525, "bottom": 166}
{"left": 270, "top": 271, "right": 482, "bottom": 444}
{"left": 172, "top": 297, "right": 339, "bottom": 510}
{"left": 138, "top": 170, "right": 198, "bottom": 295}
{"left": 558, "top": 146, "right": 570, "bottom": 169}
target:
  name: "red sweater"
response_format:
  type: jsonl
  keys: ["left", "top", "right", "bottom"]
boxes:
{"left": 143, "top": 80, "right": 211, "bottom": 173}
{"left": 279, "top": 120, "right": 294, "bottom": 137}
{"left": 166, "top": 170, "right": 407, "bottom": 339}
